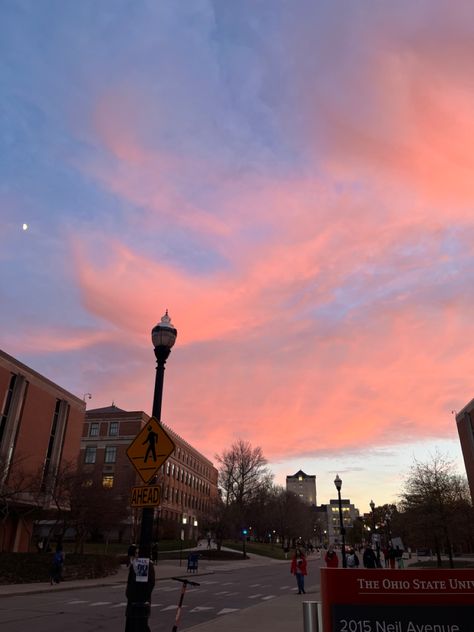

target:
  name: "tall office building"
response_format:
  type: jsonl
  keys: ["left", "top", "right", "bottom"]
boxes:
{"left": 456, "top": 401, "right": 474, "bottom": 503}
{"left": 286, "top": 469, "right": 317, "bottom": 505}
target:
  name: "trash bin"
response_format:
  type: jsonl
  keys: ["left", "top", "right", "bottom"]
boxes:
{"left": 187, "top": 553, "right": 198, "bottom": 573}
{"left": 302, "top": 601, "right": 321, "bottom": 632}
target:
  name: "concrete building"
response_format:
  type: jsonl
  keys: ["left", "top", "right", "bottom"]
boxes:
{"left": 286, "top": 470, "right": 317, "bottom": 505}
{"left": 325, "top": 498, "right": 359, "bottom": 546}
{"left": 80, "top": 406, "right": 219, "bottom": 541}
{"left": 456, "top": 401, "right": 474, "bottom": 503}
{"left": 0, "top": 349, "right": 84, "bottom": 552}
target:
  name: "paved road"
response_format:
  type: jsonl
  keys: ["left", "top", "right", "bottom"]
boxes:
{"left": 0, "top": 558, "right": 322, "bottom": 632}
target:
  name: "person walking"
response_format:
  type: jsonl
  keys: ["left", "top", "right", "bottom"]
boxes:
{"left": 395, "top": 545, "right": 404, "bottom": 569}
{"left": 50, "top": 545, "right": 65, "bottom": 585}
{"left": 387, "top": 543, "right": 396, "bottom": 569}
{"left": 363, "top": 543, "right": 378, "bottom": 568}
{"left": 324, "top": 544, "right": 339, "bottom": 568}
{"left": 290, "top": 548, "right": 308, "bottom": 594}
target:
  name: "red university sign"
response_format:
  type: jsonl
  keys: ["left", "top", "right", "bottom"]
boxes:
{"left": 321, "top": 568, "right": 474, "bottom": 632}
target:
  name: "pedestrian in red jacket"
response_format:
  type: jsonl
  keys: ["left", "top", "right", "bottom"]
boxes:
{"left": 290, "top": 548, "right": 308, "bottom": 594}
{"left": 325, "top": 545, "right": 339, "bottom": 568}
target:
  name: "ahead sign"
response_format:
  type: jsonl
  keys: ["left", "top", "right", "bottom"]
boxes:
{"left": 130, "top": 485, "right": 161, "bottom": 508}
{"left": 126, "top": 416, "right": 175, "bottom": 484}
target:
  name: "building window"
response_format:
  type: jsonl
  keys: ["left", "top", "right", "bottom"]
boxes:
{"left": 104, "top": 446, "right": 117, "bottom": 463}
{"left": 85, "top": 447, "right": 97, "bottom": 464}
{"left": 0, "top": 373, "right": 16, "bottom": 444}
{"left": 41, "top": 400, "right": 61, "bottom": 490}
{"left": 102, "top": 475, "right": 114, "bottom": 488}
{"left": 89, "top": 422, "right": 99, "bottom": 437}
{"left": 109, "top": 422, "right": 119, "bottom": 436}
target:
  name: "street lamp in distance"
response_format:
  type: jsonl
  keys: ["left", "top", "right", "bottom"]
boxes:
{"left": 334, "top": 474, "right": 347, "bottom": 568}
{"left": 369, "top": 499, "right": 381, "bottom": 567}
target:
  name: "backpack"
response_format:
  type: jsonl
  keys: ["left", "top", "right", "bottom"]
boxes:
{"left": 53, "top": 551, "right": 63, "bottom": 565}
{"left": 347, "top": 552, "right": 359, "bottom": 567}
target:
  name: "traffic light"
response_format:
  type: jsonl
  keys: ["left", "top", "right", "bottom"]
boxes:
{"left": 242, "top": 528, "right": 248, "bottom": 536}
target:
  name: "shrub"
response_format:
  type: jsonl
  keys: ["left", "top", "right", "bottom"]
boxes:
{"left": 0, "top": 553, "right": 120, "bottom": 584}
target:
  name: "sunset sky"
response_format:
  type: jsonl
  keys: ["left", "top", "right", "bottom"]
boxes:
{"left": 1, "top": 1, "right": 472, "bottom": 511}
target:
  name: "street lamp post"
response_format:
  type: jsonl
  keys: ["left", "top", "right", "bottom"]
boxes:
{"left": 179, "top": 516, "right": 187, "bottom": 567}
{"left": 126, "top": 311, "right": 177, "bottom": 632}
{"left": 369, "top": 499, "right": 381, "bottom": 567}
{"left": 385, "top": 513, "right": 392, "bottom": 545}
{"left": 334, "top": 474, "right": 347, "bottom": 568}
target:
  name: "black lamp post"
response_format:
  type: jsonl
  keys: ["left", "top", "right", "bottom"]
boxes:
{"left": 369, "top": 499, "right": 381, "bottom": 567}
{"left": 385, "top": 512, "right": 392, "bottom": 545}
{"left": 334, "top": 474, "right": 347, "bottom": 568}
{"left": 179, "top": 516, "right": 187, "bottom": 567}
{"left": 126, "top": 311, "right": 177, "bottom": 632}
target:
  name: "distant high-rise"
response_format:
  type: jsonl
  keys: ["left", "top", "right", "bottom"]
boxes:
{"left": 286, "top": 469, "right": 317, "bottom": 505}
{"left": 456, "top": 401, "right": 474, "bottom": 504}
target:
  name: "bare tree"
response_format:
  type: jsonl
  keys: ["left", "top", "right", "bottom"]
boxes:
{"left": 216, "top": 440, "right": 272, "bottom": 508}
{"left": 399, "top": 451, "right": 470, "bottom": 567}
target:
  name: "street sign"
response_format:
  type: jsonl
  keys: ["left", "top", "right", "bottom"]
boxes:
{"left": 126, "top": 416, "right": 175, "bottom": 484}
{"left": 130, "top": 485, "right": 161, "bottom": 508}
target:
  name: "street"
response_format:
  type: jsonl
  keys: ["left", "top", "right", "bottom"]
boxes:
{"left": 0, "top": 557, "right": 322, "bottom": 632}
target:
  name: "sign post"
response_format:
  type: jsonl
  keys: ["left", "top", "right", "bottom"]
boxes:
{"left": 125, "top": 312, "right": 177, "bottom": 632}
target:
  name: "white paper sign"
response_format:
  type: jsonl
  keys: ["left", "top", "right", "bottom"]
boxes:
{"left": 133, "top": 557, "right": 150, "bottom": 582}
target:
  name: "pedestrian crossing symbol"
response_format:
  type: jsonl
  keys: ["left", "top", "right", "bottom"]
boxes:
{"left": 126, "top": 416, "right": 175, "bottom": 484}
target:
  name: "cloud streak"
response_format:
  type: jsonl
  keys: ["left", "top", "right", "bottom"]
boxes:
{"left": 1, "top": 0, "right": 471, "bottom": 506}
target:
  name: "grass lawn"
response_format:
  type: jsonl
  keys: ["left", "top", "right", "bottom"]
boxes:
{"left": 63, "top": 539, "right": 197, "bottom": 555}
{"left": 223, "top": 541, "right": 287, "bottom": 560}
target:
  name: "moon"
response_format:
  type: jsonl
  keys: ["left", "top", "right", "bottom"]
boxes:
{"left": 22, "top": 223, "right": 28, "bottom": 231}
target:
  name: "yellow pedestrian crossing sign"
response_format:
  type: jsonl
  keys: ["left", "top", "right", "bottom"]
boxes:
{"left": 126, "top": 417, "right": 175, "bottom": 484}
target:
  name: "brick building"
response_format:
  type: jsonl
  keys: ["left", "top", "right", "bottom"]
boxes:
{"left": 0, "top": 349, "right": 84, "bottom": 552}
{"left": 80, "top": 406, "right": 218, "bottom": 541}
{"left": 456, "top": 401, "right": 474, "bottom": 504}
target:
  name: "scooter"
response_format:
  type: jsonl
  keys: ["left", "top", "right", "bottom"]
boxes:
{"left": 171, "top": 576, "right": 200, "bottom": 632}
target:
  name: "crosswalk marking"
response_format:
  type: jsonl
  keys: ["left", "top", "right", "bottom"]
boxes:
{"left": 67, "top": 600, "right": 88, "bottom": 604}
{"left": 262, "top": 595, "right": 275, "bottom": 600}
{"left": 217, "top": 608, "right": 240, "bottom": 615}
{"left": 280, "top": 585, "right": 292, "bottom": 590}
{"left": 90, "top": 601, "right": 112, "bottom": 607}
{"left": 249, "top": 583, "right": 261, "bottom": 587}
{"left": 189, "top": 606, "right": 214, "bottom": 613}
{"left": 161, "top": 605, "right": 178, "bottom": 611}
{"left": 248, "top": 593, "right": 263, "bottom": 599}
{"left": 215, "top": 591, "right": 231, "bottom": 595}
{"left": 161, "top": 586, "right": 180, "bottom": 592}
{"left": 111, "top": 602, "right": 127, "bottom": 608}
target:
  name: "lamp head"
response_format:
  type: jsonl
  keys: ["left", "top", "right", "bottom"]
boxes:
{"left": 152, "top": 310, "right": 177, "bottom": 349}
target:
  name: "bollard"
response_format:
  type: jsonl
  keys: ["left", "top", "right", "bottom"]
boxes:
{"left": 302, "top": 601, "right": 322, "bottom": 632}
